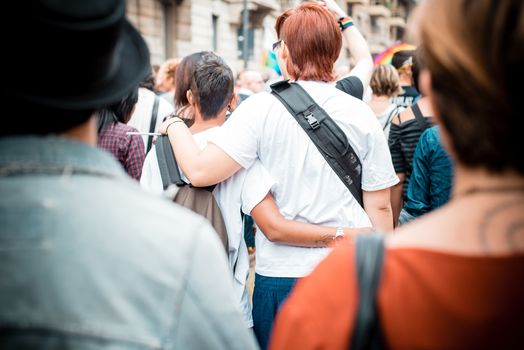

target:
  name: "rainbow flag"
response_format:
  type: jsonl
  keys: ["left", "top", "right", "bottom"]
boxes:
{"left": 261, "top": 50, "right": 281, "bottom": 76}
{"left": 374, "top": 42, "right": 417, "bottom": 65}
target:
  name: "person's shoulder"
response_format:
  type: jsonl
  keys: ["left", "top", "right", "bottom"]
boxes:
{"left": 392, "top": 106, "right": 415, "bottom": 125}
{"left": 336, "top": 76, "right": 364, "bottom": 100}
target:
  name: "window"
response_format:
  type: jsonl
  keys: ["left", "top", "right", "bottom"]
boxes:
{"left": 347, "top": 4, "right": 354, "bottom": 17}
{"left": 212, "top": 15, "right": 218, "bottom": 51}
{"left": 237, "top": 24, "right": 254, "bottom": 60}
{"left": 371, "top": 16, "right": 378, "bottom": 34}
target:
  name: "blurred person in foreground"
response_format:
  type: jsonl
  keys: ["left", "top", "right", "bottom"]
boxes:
{"left": 270, "top": 0, "right": 524, "bottom": 348}
{"left": 0, "top": 1, "right": 258, "bottom": 349}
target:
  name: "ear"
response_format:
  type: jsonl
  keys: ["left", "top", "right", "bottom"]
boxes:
{"left": 187, "top": 89, "right": 196, "bottom": 107}
{"left": 229, "top": 93, "right": 239, "bottom": 111}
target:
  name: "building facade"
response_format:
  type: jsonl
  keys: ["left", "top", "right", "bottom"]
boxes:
{"left": 126, "top": 0, "right": 416, "bottom": 77}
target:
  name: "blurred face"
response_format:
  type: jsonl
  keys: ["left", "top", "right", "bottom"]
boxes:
{"left": 245, "top": 72, "right": 265, "bottom": 93}
{"left": 155, "top": 69, "right": 173, "bottom": 92}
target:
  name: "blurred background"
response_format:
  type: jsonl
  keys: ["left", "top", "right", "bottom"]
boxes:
{"left": 127, "top": 0, "right": 419, "bottom": 79}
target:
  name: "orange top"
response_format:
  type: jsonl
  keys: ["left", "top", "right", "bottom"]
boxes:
{"left": 270, "top": 240, "right": 524, "bottom": 349}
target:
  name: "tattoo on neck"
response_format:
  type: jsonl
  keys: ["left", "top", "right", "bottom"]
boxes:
{"left": 478, "top": 199, "right": 524, "bottom": 253}
{"left": 506, "top": 220, "right": 524, "bottom": 253}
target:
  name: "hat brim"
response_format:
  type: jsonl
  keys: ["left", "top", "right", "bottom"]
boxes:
{"left": 22, "top": 20, "right": 150, "bottom": 110}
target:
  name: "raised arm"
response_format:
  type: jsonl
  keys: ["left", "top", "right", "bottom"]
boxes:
{"left": 251, "top": 193, "right": 372, "bottom": 247}
{"left": 323, "top": 0, "right": 373, "bottom": 89}
{"left": 159, "top": 117, "right": 242, "bottom": 186}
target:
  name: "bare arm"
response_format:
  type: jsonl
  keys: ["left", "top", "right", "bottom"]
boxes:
{"left": 363, "top": 187, "right": 394, "bottom": 232}
{"left": 159, "top": 118, "right": 242, "bottom": 186}
{"left": 323, "top": 0, "right": 373, "bottom": 90}
{"left": 389, "top": 173, "right": 405, "bottom": 228}
{"left": 251, "top": 193, "right": 372, "bottom": 247}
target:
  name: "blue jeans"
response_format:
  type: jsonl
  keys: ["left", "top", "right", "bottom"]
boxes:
{"left": 399, "top": 208, "right": 417, "bottom": 225}
{"left": 252, "top": 274, "right": 297, "bottom": 349}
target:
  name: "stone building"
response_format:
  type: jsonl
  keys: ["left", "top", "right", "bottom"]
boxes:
{"left": 347, "top": 0, "right": 418, "bottom": 55}
{"left": 126, "top": 0, "right": 416, "bottom": 77}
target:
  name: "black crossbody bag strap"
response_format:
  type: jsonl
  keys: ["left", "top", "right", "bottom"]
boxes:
{"left": 350, "top": 232, "right": 386, "bottom": 350}
{"left": 155, "top": 135, "right": 216, "bottom": 192}
{"left": 147, "top": 95, "right": 160, "bottom": 153}
{"left": 411, "top": 102, "right": 430, "bottom": 132}
{"left": 156, "top": 135, "right": 186, "bottom": 190}
{"left": 270, "top": 80, "right": 363, "bottom": 207}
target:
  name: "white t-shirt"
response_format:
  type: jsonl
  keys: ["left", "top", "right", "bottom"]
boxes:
{"left": 140, "top": 127, "right": 275, "bottom": 328}
{"left": 209, "top": 80, "right": 399, "bottom": 278}
{"left": 128, "top": 88, "right": 174, "bottom": 148}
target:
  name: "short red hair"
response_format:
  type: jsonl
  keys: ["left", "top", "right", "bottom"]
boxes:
{"left": 275, "top": 3, "right": 341, "bottom": 82}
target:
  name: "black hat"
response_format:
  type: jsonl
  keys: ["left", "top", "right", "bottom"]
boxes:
{"left": 4, "top": 0, "right": 150, "bottom": 110}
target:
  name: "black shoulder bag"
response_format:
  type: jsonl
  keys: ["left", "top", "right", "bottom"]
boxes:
{"left": 270, "top": 80, "right": 363, "bottom": 207}
{"left": 350, "top": 232, "right": 386, "bottom": 350}
{"left": 155, "top": 135, "right": 216, "bottom": 192}
{"left": 146, "top": 95, "right": 160, "bottom": 153}
{"left": 411, "top": 102, "right": 431, "bottom": 132}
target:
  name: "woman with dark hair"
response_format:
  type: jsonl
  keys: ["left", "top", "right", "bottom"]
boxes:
{"left": 97, "top": 87, "right": 145, "bottom": 180}
{"left": 271, "top": 0, "right": 524, "bottom": 348}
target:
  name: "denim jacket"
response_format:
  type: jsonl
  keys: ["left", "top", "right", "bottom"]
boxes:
{"left": 0, "top": 136, "right": 258, "bottom": 349}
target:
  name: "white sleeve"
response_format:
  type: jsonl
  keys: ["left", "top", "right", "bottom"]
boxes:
{"left": 140, "top": 147, "right": 165, "bottom": 196}
{"left": 361, "top": 128, "right": 399, "bottom": 191}
{"left": 241, "top": 160, "right": 276, "bottom": 214}
{"left": 208, "top": 94, "right": 266, "bottom": 169}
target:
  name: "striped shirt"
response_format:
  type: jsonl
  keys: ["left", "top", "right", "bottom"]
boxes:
{"left": 388, "top": 116, "right": 433, "bottom": 199}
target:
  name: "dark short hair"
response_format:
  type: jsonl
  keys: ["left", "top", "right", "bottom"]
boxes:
{"left": 97, "top": 86, "right": 139, "bottom": 132}
{"left": 420, "top": 0, "right": 524, "bottom": 175}
{"left": 190, "top": 54, "right": 234, "bottom": 120}
{"left": 391, "top": 50, "right": 415, "bottom": 70}
{"left": 411, "top": 49, "right": 423, "bottom": 92}
{"left": 111, "top": 87, "right": 139, "bottom": 123}
{"left": 139, "top": 69, "right": 156, "bottom": 91}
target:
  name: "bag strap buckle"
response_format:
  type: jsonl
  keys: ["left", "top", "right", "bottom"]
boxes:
{"left": 304, "top": 113, "right": 320, "bottom": 129}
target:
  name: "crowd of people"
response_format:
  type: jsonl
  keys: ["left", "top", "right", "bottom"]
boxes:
{"left": 1, "top": 0, "right": 523, "bottom": 349}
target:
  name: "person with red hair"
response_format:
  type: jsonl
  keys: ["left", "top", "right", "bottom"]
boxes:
{"left": 158, "top": 1, "right": 397, "bottom": 348}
